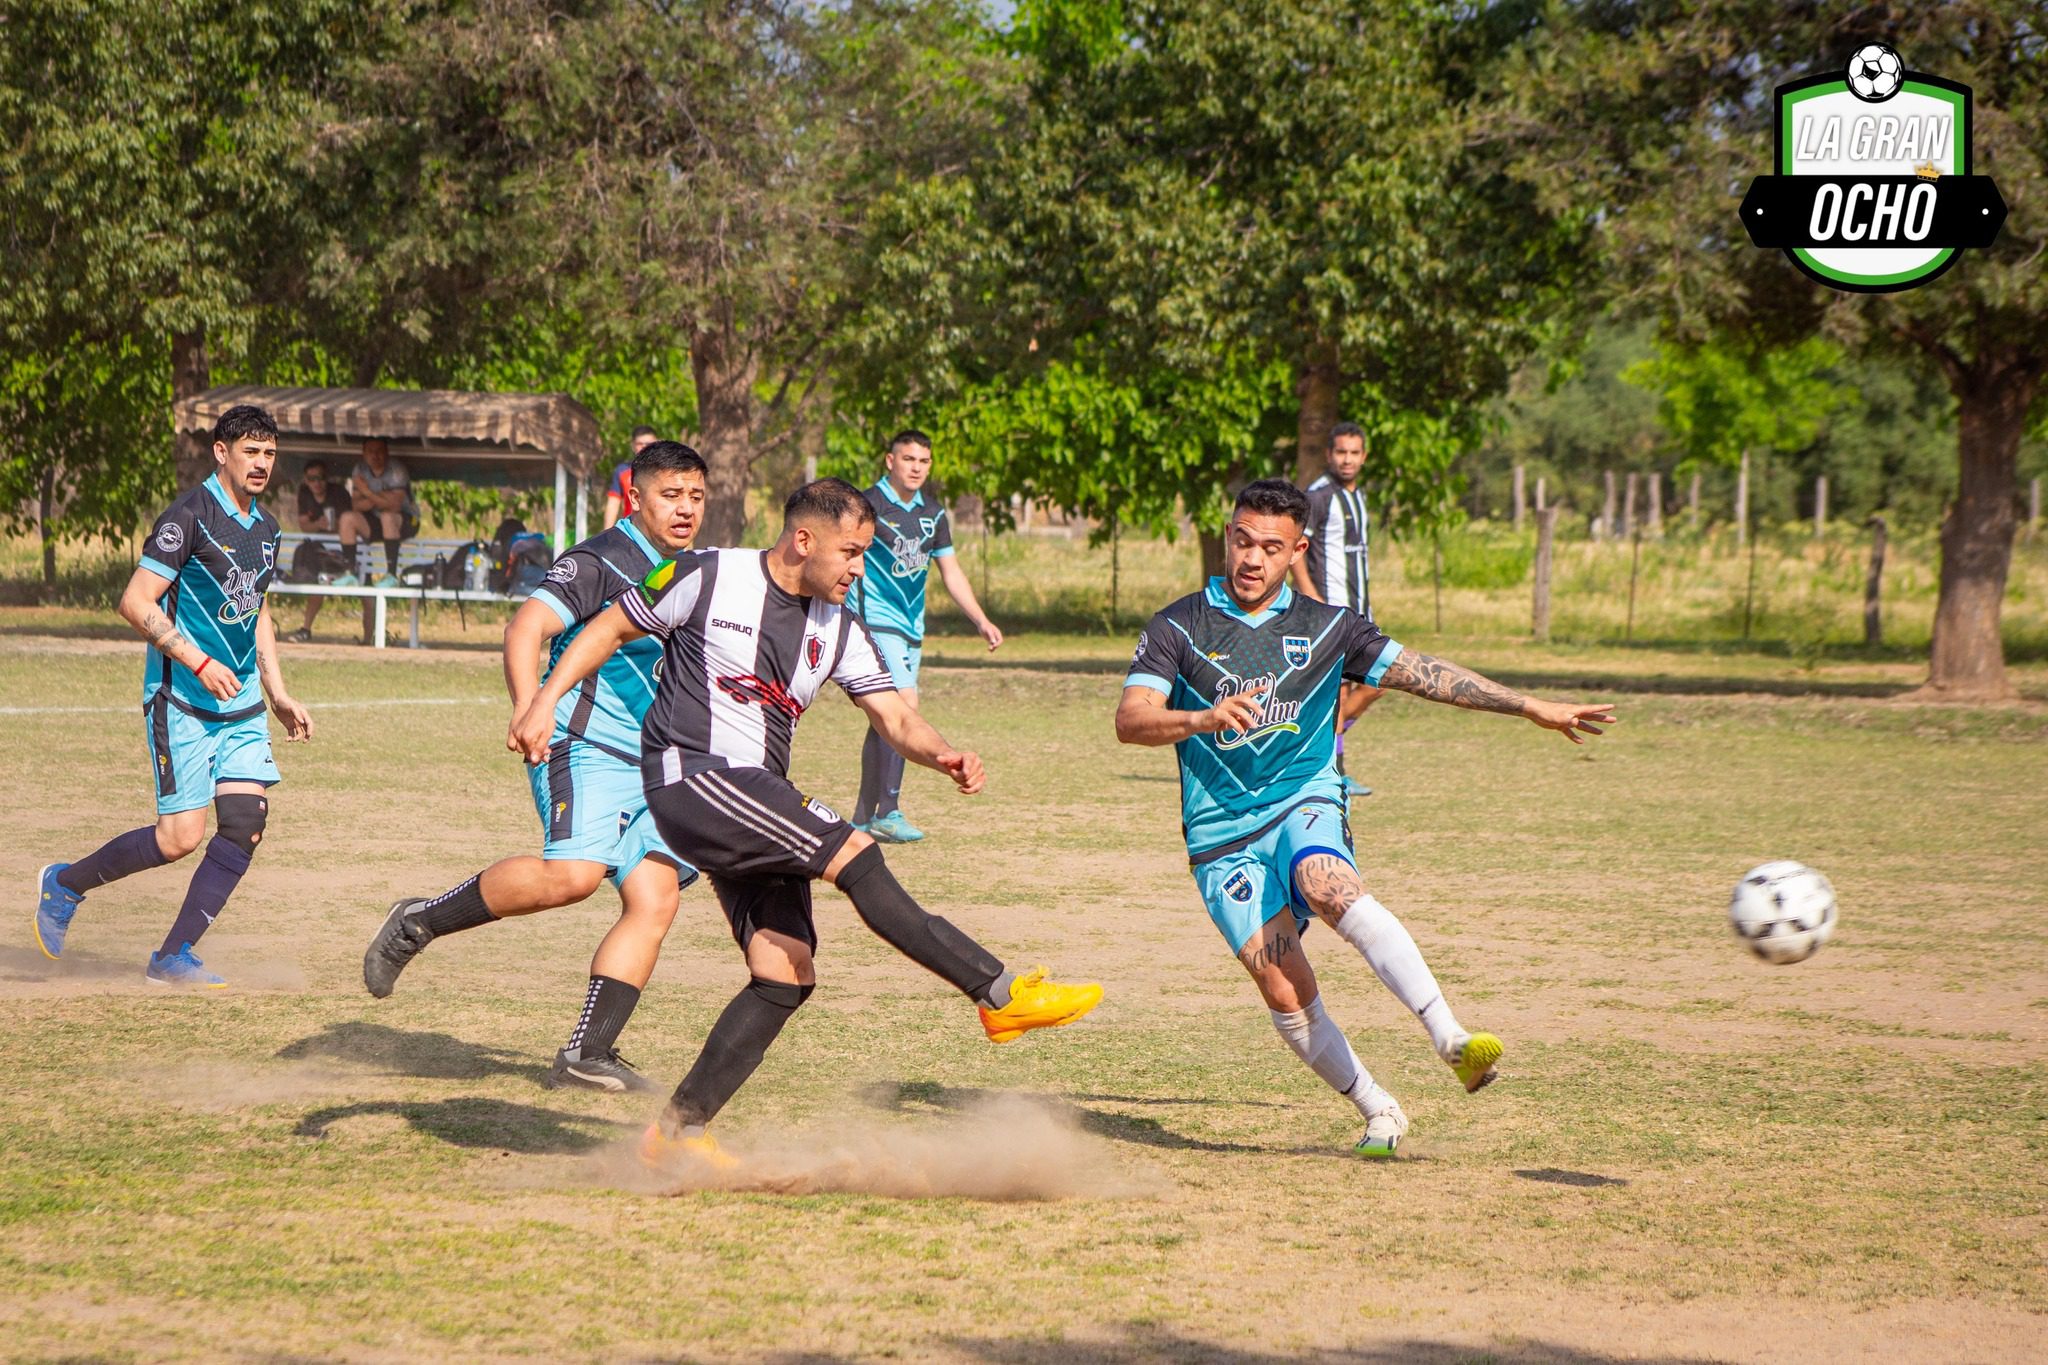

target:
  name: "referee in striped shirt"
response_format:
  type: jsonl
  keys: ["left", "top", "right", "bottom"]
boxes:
{"left": 1291, "top": 421, "right": 1378, "bottom": 799}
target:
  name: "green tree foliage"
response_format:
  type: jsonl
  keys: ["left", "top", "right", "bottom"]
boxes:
{"left": 1621, "top": 338, "right": 1849, "bottom": 476}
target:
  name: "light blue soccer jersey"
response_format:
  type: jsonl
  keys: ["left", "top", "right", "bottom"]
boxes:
{"left": 139, "top": 475, "right": 282, "bottom": 720}
{"left": 1125, "top": 578, "right": 1402, "bottom": 862}
{"left": 848, "top": 480, "right": 953, "bottom": 643}
{"left": 527, "top": 518, "right": 667, "bottom": 761}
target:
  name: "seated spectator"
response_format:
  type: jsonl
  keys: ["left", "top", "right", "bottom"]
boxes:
{"left": 287, "top": 459, "right": 353, "bottom": 642}
{"left": 602, "top": 425, "right": 660, "bottom": 528}
{"left": 345, "top": 437, "right": 420, "bottom": 586}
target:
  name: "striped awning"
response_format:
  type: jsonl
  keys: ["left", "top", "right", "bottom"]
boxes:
{"left": 172, "top": 385, "right": 605, "bottom": 479}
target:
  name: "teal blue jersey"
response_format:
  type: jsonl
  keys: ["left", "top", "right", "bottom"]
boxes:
{"left": 1125, "top": 578, "right": 1402, "bottom": 862}
{"left": 138, "top": 475, "right": 282, "bottom": 720}
{"left": 527, "top": 518, "right": 667, "bottom": 761}
{"left": 847, "top": 480, "right": 953, "bottom": 643}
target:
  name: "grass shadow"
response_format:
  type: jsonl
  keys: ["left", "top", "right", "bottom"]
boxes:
{"left": 901, "top": 1330, "right": 1721, "bottom": 1364}
{"left": 1514, "top": 1168, "right": 1629, "bottom": 1189}
{"left": 294, "top": 1097, "right": 629, "bottom": 1154}
{"left": 864, "top": 1080, "right": 1286, "bottom": 1155}
{"left": 276, "top": 1020, "right": 541, "bottom": 1082}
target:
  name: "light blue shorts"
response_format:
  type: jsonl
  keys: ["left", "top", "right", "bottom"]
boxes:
{"left": 145, "top": 696, "right": 280, "bottom": 816}
{"left": 1189, "top": 800, "right": 1355, "bottom": 955}
{"left": 528, "top": 741, "right": 699, "bottom": 890}
{"left": 873, "top": 631, "right": 922, "bottom": 690}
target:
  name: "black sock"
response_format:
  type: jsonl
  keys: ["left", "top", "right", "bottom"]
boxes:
{"left": 383, "top": 538, "right": 401, "bottom": 574}
{"left": 855, "top": 728, "right": 886, "bottom": 824}
{"left": 157, "top": 836, "right": 250, "bottom": 958}
{"left": 835, "top": 844, "right": 1004, "bottom": 1004}
{"left": 668, "top": 978, "right": 810, "bottom": 1128}
{"left": 59, "top": 826, "right": 168, "bottom": 894}
{"left": 565, "top": 975, "right": 641, "bottom": 1057}
{"left": 419, "top": 874, "right": 497, "bottom": 935}
{"left": 876, "top": 742, "right": 906, "bottom": 819}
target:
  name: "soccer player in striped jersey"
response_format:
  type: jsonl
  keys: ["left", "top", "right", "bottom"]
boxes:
{"left": 510, "top": 478, "right": 1099, "bottom": 1168}
{"left": 35, "top": 405, "right": 313, "bottom": 988}
{"left": 362, "top": 443, "right": 707, "bottom": 1093}
{"left": 1292, "top": 421, "right": 1377, "bottom": 798}
{"left": 1118, "top": 479, "right": 1613, "bottom": 1155}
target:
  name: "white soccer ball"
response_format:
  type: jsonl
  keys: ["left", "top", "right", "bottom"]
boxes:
{"left": 1847, "top": 44, "right": 1903, "bottom": 102}
{"left": 1729, "top": 861, "right": 1837, "bottom": 964}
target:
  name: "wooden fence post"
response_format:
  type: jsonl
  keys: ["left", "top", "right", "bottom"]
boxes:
{"left": 1626, "top": 526, "right": 1643, "bottom": 641}
{"left": 1814, "top": 474, "right": 1829, "bottom": 539}
{"left": 1865, "top": 515, "right": 1887, "bottom": 646}
{"left": 1688, "top": 471, "right": 1702, "bottom": 530}
{"left": 2029, "top": 477, "right": 2042, "bottom": 542}
{"left": 1535, "top": 476, "right": 1547, "bottom": 512}
{"left": 1647, "top": 471, "right": 1664, "bottom": 537}
{"left": 1433, "top": 535, "right": 1444, "bottom": 633}
{"left": 1600, "top": 469, "right": 1618, "bottom": 542}
{"left": 1622, "top": 471, "right": 1639, "bottom": 540}
{"left": 1512, "top": 464, "right": 1526, "bottom": 531}
{"left": 1532, "top": 506, "right": 1557, "bottom": 642}
{"left": 1736, "top": 450, "right": 1751, "bottom": 549}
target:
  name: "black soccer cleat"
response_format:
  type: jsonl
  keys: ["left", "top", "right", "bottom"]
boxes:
{"left": 363, "top": 897, "right": 434, "bottom": 999}
{"left": 542, "top": 1047, "right": 652, "bottom": 1093}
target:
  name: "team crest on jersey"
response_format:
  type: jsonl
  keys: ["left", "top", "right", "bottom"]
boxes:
{"left": 804, "top": 796, "right": 840, "bottom": 824}
{"left": 1283, "top": 636, "right": 1313, "bottom": 670}
{"left": 919, "top": 516, "right": 936, "bottom": 539}
{"left": 805, "top": 635, "right": 823, "bottom": 669}
{"left": 546, "top": 558, "right": 578, "bottom": 585}
{"left": 156, "top": 522, "right": 184, "bottom": 554}
{"left": 262, "top": 539, "right": 277, "bottom": 572}
{"left": 1222, "top": 869, "right": 1256, "bottom": 904}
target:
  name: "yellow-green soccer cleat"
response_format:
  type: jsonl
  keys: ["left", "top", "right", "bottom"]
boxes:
{"left": 978, "top": 967, "right": 1104, "bottom": 1043}
{"left": 1353, "top": 1101, "right": 1410, "bottom": 1158}
{"left": 1448, "top": 1032, "right": 1503, "bottom": 1093}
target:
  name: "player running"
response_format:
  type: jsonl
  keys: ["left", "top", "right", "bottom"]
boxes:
{"left": 363, "top": 442, "right": 709, "bottom": 1092}
{"left": 509, "top": 478, "right": 1098, "bottom": 1168}
{"left": 1116, "top": 479, "right": 1612, "bottom": 1156}
{"left": 845, "top": 429, "right": 1003, "bottom": 843}
{"left": 1292, "top": 421, "right": 1377, "bottom": 798}
{"left": 35, "top": 405, "right": 313, "bottom": 987}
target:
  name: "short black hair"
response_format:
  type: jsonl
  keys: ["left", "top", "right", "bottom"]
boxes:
{"left": 303, "top": 458, "right": 328, "bottom": 476}
{"left": 888, "top": 429, "right": 932, "bottom": 454}
{"left": 1329, "top": 421, "right": 1365, "bottom": 448}
{"left": 631, "top": 440, "right": 707, "bottom": 483}
{"left": 212, "top": 404, "right": 277, "bottom": 447}
{"left": 784, "top": 476, "right": 876, "bottom": 530}
{"left": 1233, "top": 478, "right": 1311, "bottom": 528}
{"left": 630, "top": 425, "right": 659, "bottom": 440}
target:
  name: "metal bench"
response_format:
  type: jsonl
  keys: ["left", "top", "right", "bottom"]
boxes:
{"left": 273, "top": 533, "right": 526, "bottom": 649}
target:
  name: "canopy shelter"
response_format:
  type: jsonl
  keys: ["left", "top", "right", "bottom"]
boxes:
{"left": 172, "top": 385, "right": 607, "bottom": 549}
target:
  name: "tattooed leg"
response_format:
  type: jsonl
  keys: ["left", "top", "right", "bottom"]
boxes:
{"left": 1295, "top": 854, "right": 1468, "bottom": 1060}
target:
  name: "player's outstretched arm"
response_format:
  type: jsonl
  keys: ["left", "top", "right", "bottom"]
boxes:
{"left": 118, "top": 566, "right": 240, "bottom": 703}
{"left": 509, "top": 601, "right": 644, "bottom": 761}
{"left": 1114, "top": 684, "right": 1265, "bottom": 746}
{"left": 852, "top": 689, "right": 985, "bottom": 794}
{"left": 1376, "top": 651, "right": 1615, "bottom": 743}
{"left": 254, "top": 599, "right": 313, "bottom": 741}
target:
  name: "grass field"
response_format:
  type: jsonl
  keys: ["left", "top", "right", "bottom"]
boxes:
{"left": 2, "top": 601, "right": 2046, "bottom": 1360}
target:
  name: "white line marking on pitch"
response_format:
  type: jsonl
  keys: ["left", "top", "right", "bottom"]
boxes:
{"left": 0, "top": 697, "right": 498, "bottom": 716}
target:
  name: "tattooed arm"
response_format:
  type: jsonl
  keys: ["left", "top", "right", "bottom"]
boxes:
{"left": 116, "top": 566, "right": 242, "bottom": 700}
{"left": 1377, "top": 650, "right": 1616, "bottom": 743}
{"left": 255, "top": 599, "right": 313, "bottom": 741}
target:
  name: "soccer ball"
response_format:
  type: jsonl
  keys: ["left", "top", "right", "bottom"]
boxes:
{"left": 1728, "top": 861, "right": 1837, "bottom": 965}
{"left": 1847, "top": 44, "right": 1903, "bottom": 102}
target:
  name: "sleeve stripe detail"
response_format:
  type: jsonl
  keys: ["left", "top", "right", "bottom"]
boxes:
{"left": 139, "top": 556, "right": 180, "bottom": 579}
{"left": 1365, "top": 640, "right": 1402, "bottom": 686}
{"left": 529, "top": 588, "right": 577, "bottom": 630}
{"left": 619, "top": 587, "right": 663, "bottom": 633}
{"left": 1124, "top": 672, "right": 1173, "bottom": 695}
{"left": 931, "top": 545, "right": 956, "bottom": 557}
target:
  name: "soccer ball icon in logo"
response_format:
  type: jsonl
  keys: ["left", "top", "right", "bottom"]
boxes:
{"left": 1846, "top": 43, "right": 1903, "bottom": 102}
{"left": 1728, "top": 861, "right": 1838, "bottom": 965}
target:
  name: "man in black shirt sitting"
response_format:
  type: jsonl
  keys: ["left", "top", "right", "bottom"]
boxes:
{"left": 287, "top": 460, "right": 352, "bottom": 643}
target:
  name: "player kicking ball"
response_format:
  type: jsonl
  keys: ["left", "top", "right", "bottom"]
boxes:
{"left": 509, "top": 478, "right": 1101, "bottom": 1169}
{"left": 35, "top": 405, "right": 313, "bottom": 987}
{"left": 363, "top": 443, "right": 709, "bottom": 1092}
{"left": 1116, "top": 479, "right": 1612, "bottom": 1156}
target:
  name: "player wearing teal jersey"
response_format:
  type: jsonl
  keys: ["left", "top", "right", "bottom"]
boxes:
{"left": 844, "top": 430, "right": 1002, "bottom": 843}
{"left": 35, "top": 406, "right": 313, "bottom": 988}
{"left": 1117, "top": 479, "right": 1614, "bottom": 1155}
{"left": 362, "top": 443, "right": 709, "bottom": 1093}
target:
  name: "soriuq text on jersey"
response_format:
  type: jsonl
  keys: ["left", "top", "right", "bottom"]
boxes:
{"left": 1211, "top": 671, "right": 1303, "bottom": 750}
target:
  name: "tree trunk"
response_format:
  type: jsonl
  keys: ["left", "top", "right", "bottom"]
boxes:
{"left": 1921, "top": 357, "right": 2040, "bottom": 699}
{"left": 172, "top": 328, "right": 213, "bottom": 491}
{"left": 690, "top": 324, "right": 761, "bottom": 548}
{"left": 39, "top": 464, "right": 57, "bottom": 586}
{"left": 1292, "top": 336, "right": 1341, "bottom": 485}
{"left": 1197, "top": 524, "right": 1227, "bottom": 580}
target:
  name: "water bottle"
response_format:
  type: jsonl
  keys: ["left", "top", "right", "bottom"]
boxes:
{"left": 466, "top": 547, "right": 489, "bottom": 592}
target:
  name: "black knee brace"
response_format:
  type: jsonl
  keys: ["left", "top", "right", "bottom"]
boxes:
{"left": 213, "top": 793, "right": 268, "bottom": 859}
{"left": 749, "top": 977, "right": 814, "bottom": 1010}
{"left": 836, "top": 844, "right": 1003, "bottom": 998}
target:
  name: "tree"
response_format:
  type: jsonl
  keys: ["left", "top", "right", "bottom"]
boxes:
{"left": 1621, "top": 336, "right": 1849, "bottom": 499}
{"left": 1511, "top": 1, "right": 2048, "bottom": 697}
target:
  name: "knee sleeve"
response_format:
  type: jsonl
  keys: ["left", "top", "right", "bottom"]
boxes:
{"left": 213, "top": 793, "right": 268, "bottom": 859}
{"left": 748, "top": 977, "right": 812, "bottom": 1011}
{"left": 836, "top": 844, "right": 1003, "bottom": 995}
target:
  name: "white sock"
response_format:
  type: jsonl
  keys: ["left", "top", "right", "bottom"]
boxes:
{"left": 1270, "top": 997, "right": 1396, "bottom": 1119}
{"left": 1333, "top": 894, "right": 1464, "bottom": 1059}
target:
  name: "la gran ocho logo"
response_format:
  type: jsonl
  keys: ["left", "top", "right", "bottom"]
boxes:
{"left": 1739, "top": 44, "right": 2006, "bottom": 292}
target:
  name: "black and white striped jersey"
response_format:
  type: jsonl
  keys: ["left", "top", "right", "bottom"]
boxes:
{"left": 1302, "top": 475, "right": 1372, "bottom": 620}
{"left": 621, "top": 548, "right": 896, "bottom": 780}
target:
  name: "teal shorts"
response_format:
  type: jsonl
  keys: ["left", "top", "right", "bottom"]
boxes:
{"left": 873, "top": 631, "right": 922, "bottom": 690}
{"left": 1190, "top": 800, "right": 1355, "bottom": 955}
{"left": 529, "top": 741, "right": 699, "bottom": 890}
{"left": 145, "top": 695, "right": 280, "bottom": 816}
